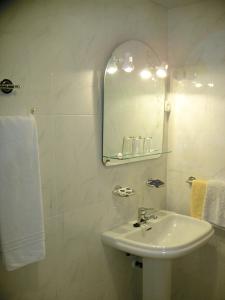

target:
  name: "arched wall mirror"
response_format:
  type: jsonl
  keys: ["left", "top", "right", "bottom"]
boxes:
{"left": 102, "top": 40, "right": 168, "bottom": 167}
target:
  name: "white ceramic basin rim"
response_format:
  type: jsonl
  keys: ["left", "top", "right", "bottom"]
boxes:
{"left": 102, "top": 211, "right": 214, "bottom": 259}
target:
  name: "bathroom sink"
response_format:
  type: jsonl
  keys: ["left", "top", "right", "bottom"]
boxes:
{"left": 102, "top": 210, "right": 214, "bottom": 259}
{"left": 102, "top": 210, "right": 214, "bottom": 300}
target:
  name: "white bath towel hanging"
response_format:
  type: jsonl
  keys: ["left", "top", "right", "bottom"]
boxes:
{"left": 202, "top": 180, "right": 225, "bottom": 229}
{"left": 0, "top": 115, "right": 45, "bottom": 271}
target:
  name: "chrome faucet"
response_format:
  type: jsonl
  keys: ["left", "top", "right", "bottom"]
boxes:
{"left": 137, "top": 207, "right": 158, "bottom": 224}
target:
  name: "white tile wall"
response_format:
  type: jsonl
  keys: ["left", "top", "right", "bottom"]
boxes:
{"left": 2, "top": 0, "right": 224, "bottom": 298}
{"left": 167, "top": 1, "right": 225, "bottom": 299}
{"left": 0, "top": 0, "right": 167, "bottom": 299}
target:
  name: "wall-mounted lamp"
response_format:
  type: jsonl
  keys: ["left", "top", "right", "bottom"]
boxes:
{"left": 155, "top": 63, "right": 168, "bottom": 79}
{"left": 207, "top": 82, "right": 214, "bottom": 88}
{"left": 139, "top": 63, "right": 168, "bottom": 80}
{"left": 192, "top": 81, "right": 215, "bottom": 88}
{"left": 106, "top": 53, "right": 134, "bottom": 74}
{"left": 193, "top": 81, "right": 203, "bottom": 88}
{"left": 106, "top": 53, "right": 168, "bottom": 79}
{"left": 140, "top": 68, "right": 152, "bottom": 80}
{"left": 122, "top": 53, "right": 134, "bottom": 73}
{"left": 106, "top": 57, "right": 118, "bottom": 74}
{"left": 174, "top": 68, "right": 215, "bottom": 89}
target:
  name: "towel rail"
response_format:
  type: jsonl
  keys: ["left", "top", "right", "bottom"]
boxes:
{"left": 186, "top": 176, "right": 196, "bottom": 185}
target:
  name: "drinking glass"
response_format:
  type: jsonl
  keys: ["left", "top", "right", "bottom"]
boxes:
{"left": 122, "top": 137, "right": 133, "bottom": 157}
{"left": 144, "top": 137, "right": 152, "bottom": 154}
{"left": 132, "top": 136, "right": 144, "bottom": 155}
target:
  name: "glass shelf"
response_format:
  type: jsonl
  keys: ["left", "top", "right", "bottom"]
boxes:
{"left": 103, "top": 150, "right": 172, "bottom": 161}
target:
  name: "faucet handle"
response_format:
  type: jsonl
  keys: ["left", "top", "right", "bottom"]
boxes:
{"left": 138, "top": 207, "right": 156, "bottom": 221}
{"left": 138, "top": 207, "right": 155, "bottom": 213}
{"left": 135, "top": 207, "right": 157, "bottom": 227}
{"left": 146, "top": 207, "right": 156, "bottom": 211}
{"left": 138, "top": 207, "right": 146, "bottom": 212}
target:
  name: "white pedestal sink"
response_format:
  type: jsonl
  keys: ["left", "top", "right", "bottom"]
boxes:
{"left": 143, "top": 258, "right": 171, "bottom": 300}
{"left": 102, "top": 210, "right": 214, "bottom": 300}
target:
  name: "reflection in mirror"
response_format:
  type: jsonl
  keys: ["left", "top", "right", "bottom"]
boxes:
{"left": 103, "top": 40, "right": 168, "bottom": 166}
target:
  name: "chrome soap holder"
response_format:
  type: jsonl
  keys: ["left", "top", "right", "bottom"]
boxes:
{"left": 146, "top": 178, "right": 165, "bottom": 188}
{"left": 112, "top": 185, "right": 135, "bottom": 197}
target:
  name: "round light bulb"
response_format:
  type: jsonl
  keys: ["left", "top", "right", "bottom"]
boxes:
{"left": 107, "top": 65, "right": 118, "bottom": 74}
{"left": 140, "top": 69, "right": 152, "bottom": 80}
{"left": 122, "top": 54, "right": 134, "bottom": 73}
{"left": 207, "top": 82, "right": 214, "bottom": 88}
{"left": 123, "top": 66, "right": 134, "bottom": 73}
{"left": 106, "top": 60, "right": 118, "bottom": 74}
{"left": 194, "top": 82, "right": 203, "bottom": 88}
{"left": 156, "top": 67, "right": 167, "bottom": 78}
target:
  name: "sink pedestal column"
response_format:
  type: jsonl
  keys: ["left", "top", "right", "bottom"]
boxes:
{"left": 143, "top": 258, "right": 171, "bottom": 300}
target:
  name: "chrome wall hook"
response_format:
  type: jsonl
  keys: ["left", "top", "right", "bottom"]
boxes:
{"left": 0, "top": 79, "right": 21, "bottom": 94}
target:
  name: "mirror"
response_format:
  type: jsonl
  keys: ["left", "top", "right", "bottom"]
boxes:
{"left": 102, "top": 40, "right": 167, "bottom": 166}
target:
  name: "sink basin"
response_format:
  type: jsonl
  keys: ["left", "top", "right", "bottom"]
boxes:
{"left": 102, "top": 210, "right": 214, "bottom": 300}
{"left": 102, "top": 210, "right": 214, "bottom": 259}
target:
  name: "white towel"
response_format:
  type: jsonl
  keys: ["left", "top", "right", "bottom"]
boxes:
{"left": 0, "top": 116, "right": 45, "bottom": 271}
{"left": 202, "top": 180, "right": 225, "bottom": 228}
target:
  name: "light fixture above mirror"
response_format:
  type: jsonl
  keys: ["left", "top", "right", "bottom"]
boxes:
{"left": 106, "top": 51, "right": 168, "bottom": 79}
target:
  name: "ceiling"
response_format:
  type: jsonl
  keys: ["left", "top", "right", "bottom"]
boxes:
{"left": 152, "top": 0, "right": 205, "bottom": 9}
